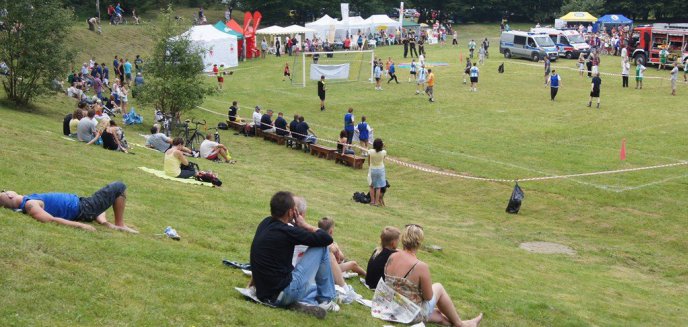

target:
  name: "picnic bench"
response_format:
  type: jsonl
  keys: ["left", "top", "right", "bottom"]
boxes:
{"left": 309, "top": 144, "right": 336, "bottom": 160}
{"left": 227, "top": 120, "right": 246, "bottom": 132}
{"left": 285, "top": 136, "right": 309, "bottom": 152}
{"left": 255, "top": 127, "right": 264, "bottom": 137}
{"left": 263, "top": 132, "right": 285, "bottom": 145}
{"left": 334, "top": 153, "right": 366, "bottom": 169}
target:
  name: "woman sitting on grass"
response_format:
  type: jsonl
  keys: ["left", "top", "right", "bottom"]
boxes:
{"left": 385, "top": 224, "right": 483, "bottom": 327}
{"left": 101, "top": 120, "right": 129, "bottom": 153}
{"left": 164, "top": 137, "right": 198, "bottom": 179}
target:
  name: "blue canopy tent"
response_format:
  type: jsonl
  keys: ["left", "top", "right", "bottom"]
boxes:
{"left": 594, "top": 14, "right": 633, "bottom": 33}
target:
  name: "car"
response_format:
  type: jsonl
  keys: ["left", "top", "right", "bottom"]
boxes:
{"left": 404, "top": 9, "right": 420, "bottom": 18}
{"left": 499, "top": 30, "right": 558, "bottom": 62}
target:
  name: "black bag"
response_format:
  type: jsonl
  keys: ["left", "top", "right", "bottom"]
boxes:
{"left": 196, "top": 171, "right": 223, "bottom": 187}
{"left": 352, "top": 192, "right": 370, "bottom": 204}
{"left": 218, "top": 122, "right": 229, "bottom": 130}
{"left": 63, "top": 113, "right": 73, "bottom": 136}
{"left": 505, "top": 182, "right": 524, "bottom": 214}
{"left": 498, "top": 63, "right": 504, "bottom": 74}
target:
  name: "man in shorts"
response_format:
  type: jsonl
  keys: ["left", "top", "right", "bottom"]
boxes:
{"left": 317, "top": 75, "right": 326, "bottom": 111}
{"left": 469, "top": 63, "right": 479, "bottom": 92}
{"left": 374, "top": 63, "right": 383, "bottom": 90}
{"left": 409, "top": 58, "right": 417, "bottom": 82}
{"left": 415, "top": 64, "right": 427, "bottom": 95}
{"left": 425, "top": 69, "right": 435, "bottom": 102}
{"left": 635, "top": 62, "right": 646, "bottom": 89}
{"left": 588, "top": 73, "right": 602, "bottom": 108}
{"left": 200, "top": 134, "right": 234, "bottom": 163}
{"left": 670, "top": 62, "right": 679, "bottom": 96}
{"left": 0, "top": 182, "right": 138, "bottom": 233}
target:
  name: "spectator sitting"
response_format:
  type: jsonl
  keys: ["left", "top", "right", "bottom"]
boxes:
{"left": 228, "top": 100, "right": 239, "bottom": 122}
{"left": 0, "top": 182, "right": 138, "bottom": 233}
{"left": 199, "top": 134, "right": 235, "bottom": 164}
{"left": 145, "top": 125, "right": 172, "bottom": 152}
{"left": 68, "top": 108, "right": 84, "bottom": 137}
{"left": 294, "top": 115, "right": 316, "bottom": 143}
{"left": 337, "top": 130, "right": 355, "bottom": 155}
{"left": 164, "top": 137, "right": 200, "bottom": 179}
{"left": 318, "top": 217, "right": 366, "bottom": 288}
{"left": 260, "top": 109, "right": 276, "bottom": 133}
{"left": 249, "top": 191, "right": 338, "bottom": 318}
{"left": 101, "top": 120, "right": 129, "bottom": 153}
{"left": 289, "top": 114, "right": 299, "bottom": 136}
{"left": 77, "top": 109, "right": 102, "bottom": 145}
{"left": 275, "top": 112, "right": 289, "bottom": 136}
{"left": 134, "top": 72, "right": 144, "bottom": 86}
{"left": 365, "top": 226, "right": 400, "bottom": 289}
{"left": 385, "top": 225, "right": 483, "bottom": 326}
{"left": 250, "top": 106, "right": 262, "bottom": 135}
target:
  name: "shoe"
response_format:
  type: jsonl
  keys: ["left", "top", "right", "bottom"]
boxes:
{"left": 587, "top": 102, "right": 591, "bottom": 107}
{"left": 596, "top": 103, "right": 600, "bottom": 108}
{"left": 318, "top": 301, "right": 340, "bottom": 312}
{"left": 287, "top": 302, "right": 326, "bottom": 319}
{"left": 430, "top": 98, "right": 435, "bottom": 102}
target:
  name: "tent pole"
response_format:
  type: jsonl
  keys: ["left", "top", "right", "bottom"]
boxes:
{"left": 302, "top": 52, "right": 306, "bottom": 88}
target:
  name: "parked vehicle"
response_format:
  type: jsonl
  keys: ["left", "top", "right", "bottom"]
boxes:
{"left": 499, "top": 31, "right": 558, "bottom": 62}
{"left": 630, "top": 25, "right": 688, "bottom": 66}
{"left": 531, "top": 27, "right": 591, "bottom": 59}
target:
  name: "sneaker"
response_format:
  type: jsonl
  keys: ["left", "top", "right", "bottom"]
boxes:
{"left": 287, "top": 302, "right": 326, "bottom": 319}
{"left": 318, "top": 301, "right": 340, "bottom": 312}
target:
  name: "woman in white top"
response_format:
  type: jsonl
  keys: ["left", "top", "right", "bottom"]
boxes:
{"left": 367, "top": 138, "right": 387, "bottom": 206}
{"left": 120, "top": 83, "right": 129, "bottom": 114}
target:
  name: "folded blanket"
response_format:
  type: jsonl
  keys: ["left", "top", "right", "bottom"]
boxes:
{"left": 235, "top": 287, "right": 276, "bottom": 308}
{"left": 138, "top": 167, "right": 214, "bottom": 187}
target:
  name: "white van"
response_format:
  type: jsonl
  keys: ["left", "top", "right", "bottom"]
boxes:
{"left": 531, "top": 27, "right": 591, "bottom": 59}
{"left": 499, "top": 31, "right": 558, "bottom": 62}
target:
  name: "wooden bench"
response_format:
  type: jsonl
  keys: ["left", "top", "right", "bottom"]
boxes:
{"left": 255, "top": 127, "right": 264, "bottom": 137}
{"left": 334, "top": 153, "right": 366, "bottom": 169}
{"left": 285, "top": 136, "right": 309, "bottom": 152}
{"left": 263, "top": 132, "right": 285, "bottom": 145}
{"left": 227, "top": 120, "right": 246, "bottom": 132}
{"left": 310, "top": 144, "right": 336, "bottom": 160}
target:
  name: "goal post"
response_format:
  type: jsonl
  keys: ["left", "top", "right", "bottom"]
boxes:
{"left": 292, "top": 50, "right": 375, "bottom": 87}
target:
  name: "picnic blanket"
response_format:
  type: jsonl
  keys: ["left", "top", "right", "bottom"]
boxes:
{"left": 138, "top": 167, "right": 214, "bottom": 187}
{"left": 235, "top": 287, "right": 276, "bottom": 307}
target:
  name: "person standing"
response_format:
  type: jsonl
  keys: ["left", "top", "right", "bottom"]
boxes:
{"left": 387, "top": 61, "right": 399, "bottom": 84}
{"left": 588, "top": 73, "right": 602, "bottom": 108}
{"left": 621, "top": 59, "right": 630, "bottom": 88}
{"left": 409, "top": 59, "right": 417, "bottom": 82}
{"left": 318, "top": 75, "right": 326, "bottom": 111}
{"left": 670, "top": 63, "right": 679, "bottom": 96}
{"left": 548, "top": 70, "right": 561, "bottom": 101}
{"left": 425, "top": 69, "right": 435, "bottom": 102}
{"left": 478, "top": 46, "right": 485, "bottom": 65}
{"left": 357, "top": 116, "right": 373, "bottom": 156}
{"left": 635, "top": 62, "right": 646, "bottom": 89}
{"left": 367, "top": 139, "right": 387, "bottom": 207}
{"left": 463, "top": 58, "right": 472, "bottom": 84}
{"left": 261, "top": 38, "right": 268, "bottom": 59}
{"left": 275, "top": 38, "right": 281, "bottom": 57}
{"left": 684, "top": 57, "right": 688, "bottom": 82}
{"left": 658, "top": 47, "right": 668, "bottom": 70}
{"left": 586, "top": 54, "right": 593, "bottom": 78}
{"left": 452, "top": 30, "right": 458, "bottom": 45}
{"left": 482, "top": 38, "right": 490, "bottom": 58}
{"left": 469, "top": 63, "right": 479, "bottom": 92}
{"left": 344, "top": 108, "right": 355, "bottom": 144}
{"left": 409, "top": 35, "right": 418, "bottom": 58}
{"left": 134, "top": 55, "right": 144, "bottom": 73}
{"left": 468, "top": 39, "right": 476, "bottom": 59}
{"left": 402, "top": 35, "right": 409, "bottom": 58}
{"left": 578, "top": 53, "right": 586, "bottom": 77}
{"left": 544, "top": 56, "right": 551, "bottom": 86}
{"left": 418, "top": 37, "right": 425, "bottom": 56}
{"left": 591, "top": 53, "right": 600, "bottom": 76}
{"left": 415, "top": 64, "right": 427, "bottom": 95}
{"left": 374, "top": 63, "right": 383, "bottom": 90}
{"left": 283, "top": 63, "right": 291, "bottom": 81}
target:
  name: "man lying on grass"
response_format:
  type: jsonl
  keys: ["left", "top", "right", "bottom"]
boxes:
{"left": 0, "top": 181, "right": 138, "bottom": 233}
{"left": 249, "top": 191, "right": 338, "bottom": 319}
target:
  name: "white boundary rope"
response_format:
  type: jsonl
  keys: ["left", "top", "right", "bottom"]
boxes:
{"left": 507, "top": 60, "right": 672, "bottom": 80}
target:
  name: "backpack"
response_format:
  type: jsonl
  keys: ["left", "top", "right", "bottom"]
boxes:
{"left": 196, "top": 171, "right": 223, "bottom": 187}
{"left": 352, "top": 192, "right": 371, "bottom": 204}
{"left": 63, "top": 113, "right": 73, "bottom": 136}
{"left": 218, "top": 122, "right": 229, "bottom": 130}
{"left": 505, "top": 183, "right": 524, "bottom": 214}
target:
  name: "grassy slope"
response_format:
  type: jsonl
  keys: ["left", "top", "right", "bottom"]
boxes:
{"left": 1, "top": 20, "right": 687, "bottom": 326}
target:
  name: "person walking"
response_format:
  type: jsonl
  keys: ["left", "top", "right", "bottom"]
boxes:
{"left": 367, "top": 139, "right": 387, "bottom": 207}
{"left": 318, "top": 75, "right": 327, "bottom": 110}
{"left": 635, "top": 62, "right": 646, "bottom": 89}
{"left": 548, "top": 70, "right": 561, "bottom": 101}
{"left": 544, "top": 56, "right": 551, "bottom": 86}
{"left": 425, "top": 69, "right": 435, "bottom": 102}
{"left": 344, "top": 108, "right": 355, "bottom": 144}
{"left": 469, "top": 63, "right": 479, "bottom": 92}
{"left": 387, "top": 61, "right": 399, "bottom": 84}
{"left": 621, "top": 59, "right": 630, "bottom": 88}
{"left": 409, "top": 59, "right": 417, "bottom": 82}
{"left": 658, "top": 47, "right": 668, "bottom": 70}
{"left": 670, "top": 63, "right": 679, "bottom": 96}
{"left": 468, "top": 39, "right": 476, "bottom": 59}
{"left": 482, "top": 38, "right": 490, "bottom": 58}
{"left": 588, "top": 73, "right": 602, "bottom": 108}
{"left": 275, "top": 38, "right": 281, "bottom": 57}
{"left": 402, "top": 35, "right": 409, "bottom": 58}
{"left": 463, "top": 58, "right": 472, "bottom": 84}
{"left": 478, "top": 46, "right": 485, "bottom": 65}
{"left": 452, "top": 30, "right": 458, "bottom": 45}
{"left": 586, "top": 54, "right": 593, "bottom": 78}
{"left": 357, "top": 116, "right": 372, "bottom": 156}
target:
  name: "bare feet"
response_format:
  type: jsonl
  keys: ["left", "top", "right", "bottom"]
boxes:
{"left": 460, "top": 313, "right": 483, "bottom": 327}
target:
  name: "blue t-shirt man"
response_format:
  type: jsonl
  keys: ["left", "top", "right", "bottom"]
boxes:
{"left": 357, "top": 122, "right": 370, "bottom": 141}
{"left": 124, "top": 61, "right": 132, "bottom": 76}
{"left": 19, "top": 193, "right": 80, "bottom": 220}
{"left": 389, "top": 63, "right": 396, "bottom": 75}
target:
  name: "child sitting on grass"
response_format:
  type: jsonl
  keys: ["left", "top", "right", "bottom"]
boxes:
{"left": 365, "top": 226, "right": 400, "bottom": 289}
{"left": 318, "top": 217, "right": 366, "bottom": 287}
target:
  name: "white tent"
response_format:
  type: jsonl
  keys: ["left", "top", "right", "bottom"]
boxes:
{"left": 305, "top": 14, "right": 339, "bottom": 41}
{"left": 183, "top": 25, "right": 238, "bottom": 71}
{"left": 282, "top": 24, "right": 316, "bottom": 34}
{"left": 366, "top": 14, "right": 401, "bottom": 31}
{"left": 256, "top": 25, "right": 287, "bottom": 35}
{"left": 335, "top": 16, "right": 371, "bottom": 39}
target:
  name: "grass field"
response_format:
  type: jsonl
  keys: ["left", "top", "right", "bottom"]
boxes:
{"left": 1, "top": 19, "right": 687, "bottom": 326}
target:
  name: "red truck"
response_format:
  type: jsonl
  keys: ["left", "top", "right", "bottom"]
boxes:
{"left": 631, "top": 25, "right": 688, "bottom": 66}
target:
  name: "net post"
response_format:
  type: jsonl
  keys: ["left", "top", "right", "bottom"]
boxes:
{"left": 370, "top": 50, "right": 374, "bottom": 83}
{"left": 302, "top": 52, "right": 306, "bottom": 88}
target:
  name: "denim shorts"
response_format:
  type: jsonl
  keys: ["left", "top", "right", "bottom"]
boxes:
{"left": 77, "top": 182, "right": 127, "bottom": 221}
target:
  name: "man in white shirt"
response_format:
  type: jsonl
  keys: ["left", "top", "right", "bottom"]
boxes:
{"left": 199, "top": 134, "right": 234, "bottom": 163}
{"left": 251, "top": 106, "right": 262, "bottom": 135}
{"left": 670, "top": 63, "right": 679, "bottom": 96}
{"left": 374, "top": 63, "right": 382, "bottom": 90}
{"left": 415, "top": 64, "right": 427, "bottom": 94}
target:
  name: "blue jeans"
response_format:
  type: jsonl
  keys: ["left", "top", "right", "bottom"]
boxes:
{"left": 274, "top": 247, "right": 335, "bottom": 306}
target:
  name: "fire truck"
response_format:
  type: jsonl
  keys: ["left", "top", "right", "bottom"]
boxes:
{"left": 631, "top": 25, "right": 688, "bottom": 66}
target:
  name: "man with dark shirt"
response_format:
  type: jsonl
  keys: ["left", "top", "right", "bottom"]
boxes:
{"left": 317, "top": 75, "right": 326, "bottom": 111}
{"left": 409, "top": 34, "right": 418, "bottom": 58}
{"left": 402, "top": 35, "right": 409, "bottom": 58}
{"left": 275, "top": 112, "right": 288, "bottom": 136}
{"left": 588, "top": 73, "right": 602, "bottom": 108}
{"left": 249, "top": 192, "right": 337, "bottom": 318}
{"left": 294, "top": 116, "right": 316, "bottom": 143}
{"left": 260, "top": 109, "right": 276, "bottom": 133}
{"left": 289, "top": 114, "right": 300, "bottom": 137}
{"left": 228, "top": 100, "right": 239, "bottom": 122}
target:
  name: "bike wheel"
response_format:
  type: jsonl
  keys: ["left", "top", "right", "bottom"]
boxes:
{"left": 190, "top": 132, "right": 204, "bottom": 151}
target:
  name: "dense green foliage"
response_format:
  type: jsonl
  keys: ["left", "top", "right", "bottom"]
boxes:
{"left": 0, "top": 0, "right": 73, "bottom": 105}
{"left": 136, "top": 5, "right": 213, "bottom": 115}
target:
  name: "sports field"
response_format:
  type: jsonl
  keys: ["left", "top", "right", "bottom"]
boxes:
{"left": 0, "top": 21, "right": 686, "bottom": 326}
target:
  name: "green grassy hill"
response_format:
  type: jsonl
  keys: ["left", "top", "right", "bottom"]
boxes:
{"left": 1, "top": 17, "right": 687, "bottom": 326}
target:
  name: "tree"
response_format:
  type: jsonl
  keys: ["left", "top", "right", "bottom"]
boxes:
{"left": 559, "top": 0, "right": 605, "bottom": 17}
{"left": 136, "top": 5, "right": 214, "bottom": 116}
{"left": 0, "top": 0, "right": 73, "bottom": 105}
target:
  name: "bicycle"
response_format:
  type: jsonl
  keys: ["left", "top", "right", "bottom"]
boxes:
{"left": 177, "top": 119, "right": 206, "bottom": 151}
{"left": 155, "top": 110, "right": 175, "bottom": 137}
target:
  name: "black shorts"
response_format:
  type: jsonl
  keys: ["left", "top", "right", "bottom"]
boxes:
{"left": 375, "top": 77, "right": 380, "bottom": 82}
{"left": 318, "top": 93, "right": 326, "bottom": 101}
{"left": 77, "top": 182, "right": 127, "bottom": 222}
{"left": 590, "top": 88, "right": 600, "bottom": 97}
{"left": 410, "top": 71, "right": 416, "bottom": 75}
{"left": 284, "top": 72, "right": 290, "bottom": 76}
{"left": 470, "top": 77, "right": 478, "bottom": 83}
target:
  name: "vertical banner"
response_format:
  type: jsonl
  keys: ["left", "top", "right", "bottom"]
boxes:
{"left": 399, "top": 2, "right": 404, "bottom": 25}
{"left": 341, "top": 3, "right": 349, "bottom": 20}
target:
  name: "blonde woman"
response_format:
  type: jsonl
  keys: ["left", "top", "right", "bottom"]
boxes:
{"left": 384, "top": 224, "right": 483, "bottom": 327}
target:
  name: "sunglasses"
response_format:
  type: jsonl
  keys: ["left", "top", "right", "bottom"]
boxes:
{"left": 405, "top": 223, "right": 423, "bottom": 230}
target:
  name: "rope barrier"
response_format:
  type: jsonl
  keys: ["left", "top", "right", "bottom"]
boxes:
{"left": 507, "top": 60, "right": 673, "bottom": 80}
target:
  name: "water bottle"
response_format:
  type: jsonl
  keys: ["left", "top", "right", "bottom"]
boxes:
{"left": 164, "top": 226, "right": 180, "bottom": 241}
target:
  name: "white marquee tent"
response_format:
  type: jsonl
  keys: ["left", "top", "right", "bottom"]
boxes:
{"left": 256, "top": 25, "right": 287, "bottom": 35}
{"left": 305, "top": 14, "right": 339, "bottom": 41}
{"left": 183, "top": 25, "right": 238, "bottom": 71}
{"left": 282, "top": 24, "right": 316, "bottom": 34}
{"left": 365, "top": 14, "right": 401, "bottom": 33}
